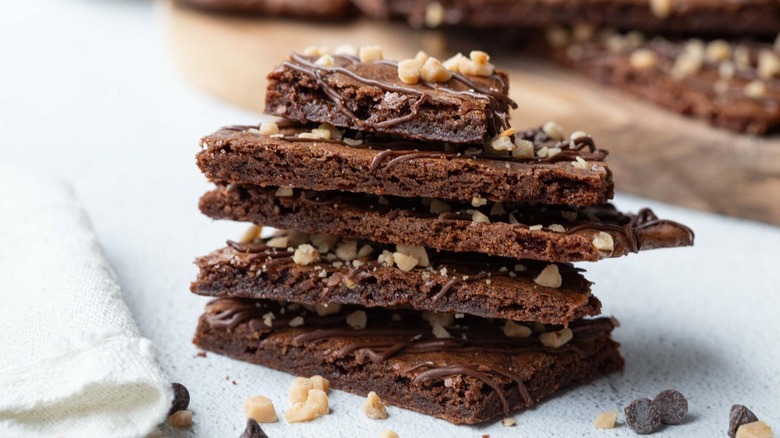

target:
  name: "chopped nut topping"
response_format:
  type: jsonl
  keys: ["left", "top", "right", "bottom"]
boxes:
{"left": 502, "top": 417, "right": 517, "bottom": 427}
{"left": 542, "top": 121, "right": 565, "bottom": 140}
{"left": 398, "top": 59, "right": 422, "bottom": 85}
{"left": 310, "top": 375, "right": 330, "bottom": 392}
{"left": 736, "top": 421, "right": 773, "bottom": 438}
{"left": 293, "top": 244, "right": 320, "bottom": 266}
{"left": 393, "top": 252, "right": 419, "bottom": 271}
{"left": 624, "top": 31, "right": 646, "bottom": 48}
{"left": 432, "top": 323, "right": 452, "bottom": 339}
{"left": 512, "top": 139, "right": 535, "bottom": 159}
{"left": 705, "top": 40, "right": 732, "bottom": 63}
{"left": 424, "top": 312, "right": 455, "bottom": 328}
{"left": 672, "top": 40, "right": 704, "bottom": 79}
{"left": 489, "top": 134, "right": 515, "bottom": 152}
{"left": 429, "top": 199, "right": 452, "bottom": 214}
{"left": 592, "top": 231, "right": 615, "bottom": 256}
{"left": 288, "top": 316, "right": 304, "bottom": 328}
{"left": 470, "top": 50, "right": 490, "bottom": 65}
{"left": 594, "top": 411, "right": 618, "bottom": 429}
{"left": 572, "top": 24, "right": 596, "bottom": 43}
{"left": 302, "top": 46, "right": 327, "bottom": 57}
{"left": 443, "top": 53, "right": 465, "bottom": 72}
{"left": 458, "top": 56, "right": 495, "bottom": 77}
{"left": 297, "top": 132, "right": 323, "bottom": 140}
{"left": 357, "top": 244, "right": 374, "bottom": 259}
{"left": 534, "top": 264, "right": 562, "bottom": 288}
{"left": 275, "top": 187, "right": 294, "bottom": 197}
{"left": 379, "top": 429, "right": 400, "bottom": 438}
{"left": 306, "top": 389, "right": 329, "bottom": 415}
{"left": 378, "top": 250, "right": 395, "bottom": 267}
{"left": 262, "top": 312, "right": 275, "bottom": 327}
{"left": 244, "top": 396, "right": 278, "bottom": 423}
{"left": 758, "top": 50, "right": 780, "bottom": 79}
{"left": 421, "top": 57, "right": 453, "bottom": 82}
{"left": 342, "top": 137, "right": 363, "bottom": 146}
{"left": 169, "top": 410, "right": 193, "bottom": 428}
{"left": 346, "top": 310, "right": 368, "bottom": 329}
{"left": 471, "top": 210, "right": 490, "bottom": 224}
{"left": 424, "top": 1, "right": 444, "bottom": 27}
{"left": 471, "top": 197, "right": 488, "bottom": 207}
{"left": 572, "top": 156, "right": 589, "bottom": 169}
{"left": 490, "top": 202, "right": 506, "bottom": 216}
{"left": 630, "top": 49, "right": 657, "bottom": 70}
{"left": 334, "top": 44, "right": 357, "bottom": 56}
{"left": 363, "top": 391, "right": 388, "bottom": 419}
{"left": 285, "top": 402, "right": 318, "bottom": 423}
{"left": 314, "top": 303, "right": 342, "bottom": 316}
{"left": 311, "top": 233, "right": 339, "bottom": 253}
{"left": 335, "top": 240, "right": 358, "bottom": 261}
{"left": 548, "top": 224, "right": 566, "bottom": 233}
{"left": 649, "top": 0, "right": 673, "bottom": 19}
{"left": 359, "top": 45, "right": 383, "bottom": 63}
{"left": 259, "top": 122, "right": 280, "bottom": 136}
{"left": 289, "top": 377, "right": 313, "bottom": 403}
{"left": 315, "top": 54, "right": 335, "bottom": 67}
{"left": 318, "top": 123, "right": 342, "bottom": 140}
{"left": 415, "top": 50, "right": 429, "bottom": 64}
{"left": 503, "top": 320, "right": 532, "bottom": 338}
{"left": 570, "top": 130, "right": 589, "bottom": 141}
{"left": 539, "top": 328, "right": 573, "bottom": 348}
{"left": 734, "top": 45, "right": 752, "bottom": 69}
{"left": 546, "top": 147, "right": 562, "bottom": 157}
{"left": 240, "top": 225, "right": 263, "bottom": 244}
{"left": 266, "top": 235, "right": 289, "bottom": 249}
{"left": 395, "top": 244, "right": 430, "bottom": 266}
{"left": 529, "top": 224, "right": 544, "bottom": 231}
{"left": 285, "top": 388, "right": 329, "bottom": 423}
{"left": 545, "top": 26, "right": 570, "bottom": 49}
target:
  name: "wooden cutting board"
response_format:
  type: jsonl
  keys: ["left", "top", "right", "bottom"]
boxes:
{"left": 162, "top": 1, "right": 780, "bottom": 225}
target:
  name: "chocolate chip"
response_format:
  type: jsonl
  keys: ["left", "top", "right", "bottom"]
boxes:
{"left": 240, "top": 419, "right": 269, "bottom": 438}
{"left": 653, "top": 389, "right": 688, "bottom": 424}
{"left": 729, "top": 404, "right": 759, "bottom": 438}
{"left": 625, "top": 398, "right": 662, "bottom": 434}
{"left": 169, "top": 382, "right": 190, "bottom": 415}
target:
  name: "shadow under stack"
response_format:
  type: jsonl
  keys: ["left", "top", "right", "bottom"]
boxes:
{"left": 191, "top": 47, "right": 694, "bottom": 424}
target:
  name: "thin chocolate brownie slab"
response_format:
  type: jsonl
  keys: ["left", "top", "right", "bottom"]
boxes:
{"left": 177, "top": 0, "right": 352, "bottom": 18}
{"left": 191, "top": 232, "right": 601, "bottom": 325}
{"left": 200, "top": 184, "right": 695, "bottom": 262}
{"left": 197, "top": 124, "right": 614, "bottom": 206}
{"left": 265, "top": 52, "right": 515, "bottom": 144}
{"left": 555, "top": 31, "right": 780, "bottom": 135}
{"left": 354, "top": 0, "right": 780, "bottom": 38}
{"left": 193, "top": 298, "right": 623, "bottom": 425}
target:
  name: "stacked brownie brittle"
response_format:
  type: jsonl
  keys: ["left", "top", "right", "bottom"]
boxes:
{"left": 191, "top": 47, "right": 694, "bottom": 425}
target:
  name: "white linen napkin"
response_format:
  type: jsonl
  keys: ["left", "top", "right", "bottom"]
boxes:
{"left": 0, "top": 168, "right": 172, "bottom": 438}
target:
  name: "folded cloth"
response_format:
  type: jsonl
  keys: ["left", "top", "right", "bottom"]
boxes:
{"left": 0, "top": 169, "right": 172, "bottom": 438}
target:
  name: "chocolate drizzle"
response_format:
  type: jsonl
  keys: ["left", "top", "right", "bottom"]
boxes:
{"left": 203, "top": 298, "right": 615, "bottom": 416}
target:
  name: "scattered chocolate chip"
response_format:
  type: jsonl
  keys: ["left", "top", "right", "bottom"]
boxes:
{"left": 653, "top": 390, "right": 688, "bottom": 424}
{"left": 729, "top": 405, "right": 759, "bottom": 438}
{"left": 169, "top": 382, "right": 190, "bottom": 415}
{"left": 240, "top": 418, "right": 269, "bottom": 438}
{"left": 625, "top": 398, "right": 662, "bottom": 434}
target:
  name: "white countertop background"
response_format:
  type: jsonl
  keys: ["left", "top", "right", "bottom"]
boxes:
{"left": 1, "top": 1, "right": 779, "bottom": 436}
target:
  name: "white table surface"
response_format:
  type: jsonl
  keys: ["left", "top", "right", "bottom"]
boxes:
{"left": 2, "top": 1, "right": 779, "bottom": 437}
